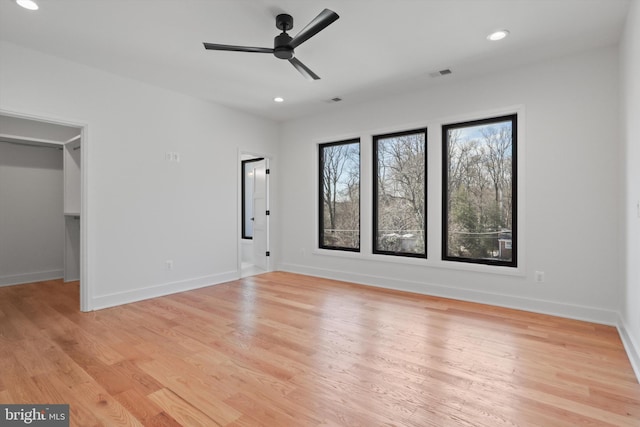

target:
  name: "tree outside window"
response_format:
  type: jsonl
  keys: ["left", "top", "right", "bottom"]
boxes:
{"left": 442, "top": 115, "right": 517, "bottom": 266}
{"left": 319, "top": 139, "right": 360, "bottom": 251}
{"left": 373, "top": 129, "right": 427, "bottom": 257}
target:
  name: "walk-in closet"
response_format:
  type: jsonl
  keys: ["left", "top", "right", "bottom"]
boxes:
{"left": 0, "top": 114, "right": 82, "bottom": 287}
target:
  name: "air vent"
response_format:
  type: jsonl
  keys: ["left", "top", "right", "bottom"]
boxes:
{"left": 429, "top": 68, "right": 453, "bottom": 78}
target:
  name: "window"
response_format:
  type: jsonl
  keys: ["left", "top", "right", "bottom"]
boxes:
{"left": 373, "top": 129, "right": 427, "bottom": 257}
{"left": 319, "top": 139, "right": 360, "bottom": 251}
{"left": 442, "top": 114, "right": 517, "bottom": 267}
{"left": 241, "top": 158, "right": 263, "bottom": 239}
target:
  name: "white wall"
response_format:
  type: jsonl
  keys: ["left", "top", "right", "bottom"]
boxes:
{"left": 0, "top": 41, "right": 280, "bottom": 309}
{"left": 620, "top": 0, "right": 640, "bottom": 379}
{"left": 0, "top": 142, "right": 64, "bottom": 285}
{"left": 279, "top": 46, "right": 621, "bottom": 324}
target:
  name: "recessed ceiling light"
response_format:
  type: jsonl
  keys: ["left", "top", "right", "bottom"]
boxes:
{"left": 16, "top": 0, "right": 39, "bottom": 10}
{"left": 273, "top": 97, "right": 284, "bottom": 103}
{"left": 487, "top": 30, "right": 510, "bottom": 41}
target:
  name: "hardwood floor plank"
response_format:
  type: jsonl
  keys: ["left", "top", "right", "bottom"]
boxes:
{"left": 113, "top": 388, "right": 177, "bottom": 426}
{"left": 1, "top": 272, "right": 639, "bottom": 426}
{"left": 137, "top": 358, "right": 242, "bottom": 425}
{"left": 40, "top": 375, "right": 108, "bottom": 426}
{"left": 71, "top": 381, "right": 144, "bottom": 427}
{"left": 223, "top": 391, "right": 320, "bottom": 427}
{"left": 148, "top": 388, "right": 221, "bottom": 427}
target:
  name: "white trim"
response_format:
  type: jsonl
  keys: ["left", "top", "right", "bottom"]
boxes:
{"left": 90, "top": 271, "right": 239, "bottom": 310}
{"left": 0, "top": 270, "right": 64, "bottom": 287}
{"left": 618, "top": 314, "right": 640, "bottom": 383}
{"left": 278, "top": 262, "right": 619, "bottom": 326}
{"left": 265, "top": 157, "right": 271, "bottom": 271}
{"left": 0, "top": 109, "right": 84, "bottom": 128}
{"left": 312, "top": 248, "right": 526, "bottom": 277}
{"left": 79, "top": 125, "right": 90, "bottom": 311}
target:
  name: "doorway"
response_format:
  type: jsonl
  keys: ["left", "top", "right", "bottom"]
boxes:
{"left": 0, "top": 111, "right": 88, "bottom": 311}
{"left": 239, "top": 153, "right": 270, "bottom": 277}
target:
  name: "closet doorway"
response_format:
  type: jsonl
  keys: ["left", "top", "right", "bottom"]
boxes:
{"left": 239, "top": 153, "right": 270, "bottom": 278}
{"left": 0, "top": 112, "right": 88, "bottom": 310}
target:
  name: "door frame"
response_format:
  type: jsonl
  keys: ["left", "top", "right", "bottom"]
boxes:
{"left": 238, "top": 149, "right": 271, "bottom": 277}
{"left": 0, "top": 108, "right": 91, "bottom": 311}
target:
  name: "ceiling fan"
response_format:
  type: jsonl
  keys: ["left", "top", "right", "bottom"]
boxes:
{"left": 203, "top": 9, "right": 339, "bottom": 81}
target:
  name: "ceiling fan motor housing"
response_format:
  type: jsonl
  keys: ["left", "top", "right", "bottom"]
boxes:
{"left": 274, "top": 33, "right": 294, "bottom": 59}
{"left": 274, "top": 14, "right": 294, "bottom": 59}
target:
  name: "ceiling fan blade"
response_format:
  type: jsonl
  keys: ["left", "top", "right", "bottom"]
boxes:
{"left": 203, "top": 42, "right": 274, "bottom": 54}
{"left": 289, "top": 9, "right": 339, "bottom": 49}
{"left": 289, "top": 57, "right": 320, "bottom": 81}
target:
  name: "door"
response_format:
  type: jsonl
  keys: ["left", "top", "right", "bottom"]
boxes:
{"left": 252, "top": 159, "right": 269, "bottom": 271}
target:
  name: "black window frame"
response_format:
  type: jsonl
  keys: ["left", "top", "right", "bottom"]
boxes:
{"left": 241, "top": 157, "right": 264, "bottom": 240}
{"left": 373, "top": 128, "right": 428, "bottom": 258}
{"left": 442, "top": 114, "right": 517, "bottom": 267}
{"left": 318, "top": 138, "right": 361, "bottom": 252}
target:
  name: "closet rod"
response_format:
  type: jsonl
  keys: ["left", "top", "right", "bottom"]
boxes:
{"left": 0, "top": 140, "right": 63, "bottom": 150}
{"left": 73, "top": 146, "right": 81, "bottom": 151}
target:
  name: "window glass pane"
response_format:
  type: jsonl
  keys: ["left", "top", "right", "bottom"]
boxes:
{"left": 443, "top": 115, "right": 516, "bottom": 266}
{"left": 319, "top": 140, "right": 360, "bottom": 251}
{"left": 374, "top": 129, "right": 426, "bottom": 257}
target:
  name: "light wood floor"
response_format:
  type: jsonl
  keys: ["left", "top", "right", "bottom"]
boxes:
{"left": 1, "top": 272, "right": 639, "bottom": 426}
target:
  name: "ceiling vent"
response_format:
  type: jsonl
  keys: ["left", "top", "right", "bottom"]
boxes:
{"left": 429, "top": 68, "right": 453, "bottom": 78}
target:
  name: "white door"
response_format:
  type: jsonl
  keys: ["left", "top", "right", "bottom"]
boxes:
{"left": 252, "top": 159, "right": 269, "bottom": 271}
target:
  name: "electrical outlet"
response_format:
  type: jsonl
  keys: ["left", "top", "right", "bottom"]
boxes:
{"left": 165, "top": 260, "right": 173, "bottom": 270}
{"left": 535, "top": 271, "right": 545, "bottom": 283}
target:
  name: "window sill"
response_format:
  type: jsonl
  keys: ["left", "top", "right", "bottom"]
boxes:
{"left": 312, "top": 248, "right": 525, "bottom": 277}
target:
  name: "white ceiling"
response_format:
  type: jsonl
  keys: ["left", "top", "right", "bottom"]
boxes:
{"left": 0, "top": 0, "right": 630, "bottom": 122}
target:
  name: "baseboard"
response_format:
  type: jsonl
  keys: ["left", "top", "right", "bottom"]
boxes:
{"left": 0, "top": 269, "right": 64, "bottom": 287}
{"left": 90, "top": 270, "right": 239, "bottom": 310}
{"left": 278, "top": 263, "right": 619, "bottom": 326}
{"left": 617, "top": 314, "right": 640, "bottom": 383}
